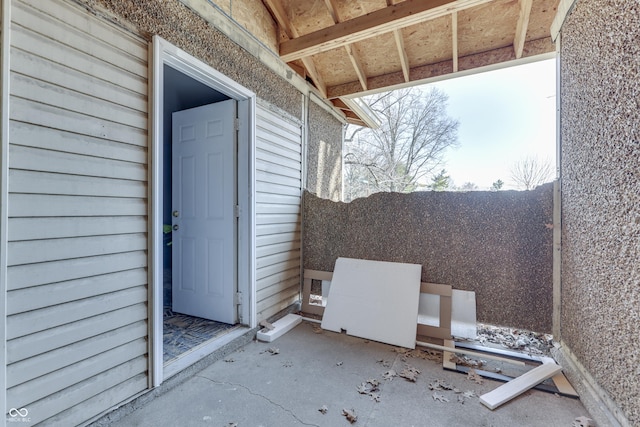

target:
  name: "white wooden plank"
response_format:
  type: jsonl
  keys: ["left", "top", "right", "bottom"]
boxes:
{"left": 10, "top": 98, "right": 147, "bottom": 146}
{"left": 8, "top": 216, "right": 146, "bottom": 241}
{"left": 256, "top": 259, "right": 301, "bottom": 281}
{"left": 257, "top": 314, "right": 302, "bottom": 342}
{"left": 9, "top": 194, "right": 146, "bottom": 217}
{"left": 256, "top": 284, "right": 300, "bottom": 314}
{"left": 256, "top": 241, "right": 301, "bottom": 259}
{"left": 256, "top": 169, "right": 301, "bottom": 189}
{"left": 256, "top": 268, "right": 300, "bottom": 292}
{"left": 11, "top": 355, "right": 147, "bottom": 424}
{"left": 256, "top": 275, "right": 299, "bottom": 301}
{"left": 10, "top": 72, "right": 147, "bottom": 129}
{"left": 20, "top": 0, "right": 147, "bottom": 60}
{"left": 322, "top": 257, "right": 422, "bottom": 348}
{"left": 8, "top": 233, "right": 147, "bottom": 266}
{"left": 255, "top": 192, "right": 300, "bottom": 206}
{"left": 7, "top": 320, "right": 147, "bottom": 387}
{"left": 256, "top": 139, "right": 302, "bottom": 163}
{"left": 43, "top": 373, "right": 148, "bottom": 427}
{"left": 12, "top": 2, "right": 147, "bottom": 78}
{"left": 8, "top": 337, "right": 147, "bottom": 405}
{"left": 451, "top": 289, "right": 477, "bottom": 339}
{"left": 256, "top": 222, "right": 300, "bottom": 237}
{"left": 256, "top": 232, "right": 300, "bottom": 248}
{"left": 256, "top": 250, "right": 301, "bottom": 269}
{"left": 10, "top": 26, "right": 146, "bottom": 94}
{"left": 6, "top": 303, "right": 147, "bottom": 363}
{"left": 11, "top": 47, "right": 147, "bottom": 113}
{"left": 480, "top": 362, "right": 563, "bottom": 410}
{"left": 255, "top": 200, "right": 301, "bottom": 216}
{"left": 9, "top": 145, "right": 147, "bottom": 181}
{"left": 7, "top": 286, "right": 147, "bottom": 339}
{"left": 255, "top": 149, "right": 301, "bottom": 171}
{"left": 7, "top": 268, "right": 147, "bottom": 315}
{"left": 256, "top": 181, "right": 302, "bottom": 197}
{"left": 7, "top": 251, "right": 147, "bottom": 290}
{"left": 10, "top": 121, "right": 147, "bottom": 162}
{"left": 9, "top": 169, "right": 147, "bottom": 198}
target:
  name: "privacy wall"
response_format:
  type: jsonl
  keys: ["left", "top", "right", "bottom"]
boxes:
{"left": 303, "top": 185, "right": 554, "bottom": 333}
{"left": 559, "top": 0, "right": 640, "bottom": 424}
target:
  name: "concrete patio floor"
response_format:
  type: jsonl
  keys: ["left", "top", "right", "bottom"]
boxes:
{"left": 107, "top": 321, "right": 592, "bottom": 426}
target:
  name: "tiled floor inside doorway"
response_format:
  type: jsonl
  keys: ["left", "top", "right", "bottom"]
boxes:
{"left": 163, "top": 308, "right": 238, "bottom": 363}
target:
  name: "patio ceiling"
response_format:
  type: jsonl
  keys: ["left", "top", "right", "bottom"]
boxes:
{"left": 261, "top": 0, "right": 559, "bottom": 126}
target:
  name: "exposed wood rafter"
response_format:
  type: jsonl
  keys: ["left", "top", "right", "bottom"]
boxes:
{"left": 452, "top": 11, "right": 458, "bottom": 72}
{"left": 327, "top": 38, "right": 555, "bottom": 98}
{"left": 513, "top": 0, "right": 533, "bottom": 59}
{"left": 323, "top": 0, "right": 368, "bottom": 91}
{"left": 279, "top": 0, "right": 495, "bottom": 62}
{"left": 388, "top": 0, "right": 410, "bottom": 81}
{"left": 262, "top": 0, "right": 327, "bottom": 96}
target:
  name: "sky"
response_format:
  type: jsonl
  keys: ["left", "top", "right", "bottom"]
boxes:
{"left": 423, "top": 58, "right": 557, "bottom": 190}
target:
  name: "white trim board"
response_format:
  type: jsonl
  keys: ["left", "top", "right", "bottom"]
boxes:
{"left": 321, "top": 257, "right": 422, "bottom": 348}
{"left": 480, "top": 362, "right": 562, "bottom": 410}
{"left": 149, "top": 35, "right": 256, "bottom": 387}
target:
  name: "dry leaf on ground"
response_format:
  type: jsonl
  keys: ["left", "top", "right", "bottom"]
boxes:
{"left": 429, "top": 379, "right": 454, "bottom": 391}
{"left": 432, "top": 393, "right": 449, "bottom": 403}
{"left": 382, "top": 369, "right": 397, "bottom": 380}
{"left": 312, "top": 325, "right": 323, "bottom": 334}
{"left": 342, "top": 408, "right": 357, "bottom": 424}
{"left": 318, "top": 405, "right": 328, "bottom": 414}
{"left": 467, "top": 369, "right": 484, "bottom": 384}
{"left": 573, "top": 416, "right": 595, "bottom": 427}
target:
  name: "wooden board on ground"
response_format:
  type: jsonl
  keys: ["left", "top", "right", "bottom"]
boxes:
{"left": 321, "top": 257, "right": 421, "bottom": 349}
{"left": 417, "top": 282, "right": 452, "bottom": 340}
{"left": 451, "top": 289, "right": 477, "bottom": 339}
{"left": 479, "top": 362, "right": 563, "bottom": 410}
{"left": 256, "top": 314, "right": 302, "bottom": 342}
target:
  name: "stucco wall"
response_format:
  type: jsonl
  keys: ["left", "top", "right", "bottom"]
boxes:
{"left": 306, "top": 101, "right": 343, "bottom": 201}
{"left": 560, "top": 0, "right": 640, "bottom": 424}
{"left": 85, "top": 0, "right": 302, "bottom": 119}
{"left": 303, "top": 185, "right": 554, "bottom": 332}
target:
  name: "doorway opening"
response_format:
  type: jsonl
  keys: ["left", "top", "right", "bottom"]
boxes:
{"left": 151, "top": 36, "right": 256, "bottom": 385}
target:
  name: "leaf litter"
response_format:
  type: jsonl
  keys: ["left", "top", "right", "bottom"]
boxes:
{"left": 342, "top": 408, "right": 357, "bottom": 424}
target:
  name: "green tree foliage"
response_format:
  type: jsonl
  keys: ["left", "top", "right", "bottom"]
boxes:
{"left": 344, "top": 87, "right": 459, "bottom": 200}
{"left": 491, "top": 179, "right": 504, "bottom": 191}
{"left": 429, "top": 169, "right": 451, "bottom": 191}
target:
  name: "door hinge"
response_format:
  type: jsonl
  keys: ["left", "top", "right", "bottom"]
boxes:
{"left": 234, "top": 205, "right": 241, "bottom": 218}
{"left": 234, "top": 118, "right": 240, "bottom": 131}
{"left": 234, "top": 291, "right": 243, "bottom": 305}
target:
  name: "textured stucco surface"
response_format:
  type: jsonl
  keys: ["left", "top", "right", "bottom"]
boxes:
{"left": 560, "top": 0, "right": 640, "bottom": 424}
{"left": 303, "top": 186, "right": 554, "bottom": 332}
{"left": 83, "top": 0, "right": 301, "bottom": 119}
{"left": 306, "top": 102, "right": 343, "bottom": 201}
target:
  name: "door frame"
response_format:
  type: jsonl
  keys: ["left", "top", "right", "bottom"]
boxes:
{"left": 149, "top": 36, "right": 256, "bottom": 387}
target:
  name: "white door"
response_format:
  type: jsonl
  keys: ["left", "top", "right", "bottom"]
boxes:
{"left": 172, "top": 100, "right": 237, "bottom": 324}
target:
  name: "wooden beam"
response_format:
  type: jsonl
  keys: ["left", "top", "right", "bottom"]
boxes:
{"left": 480, "top": 362, "right": 562, "bottom": 410}
{"left": 279, "top": 0, "right": 495, "bottom": 62}
{"left": 345, "top": 45, "right": 368, "bottom": 90}
{"left": 452, "top": 11, "right": 458, "bottom": 72}
{"left": 262, "top": 0, "right": 296, "bottom": 39}
{"left": 301, "top": 57, "right": 328, "bottom": 97}
{"left": 393, "top": 29, "right": 410, "bottom": 82}
{"left": 327, "top": 37, "right": 556, "bottom": 98}
{"left": 323, "top": 0, "right": 369, "bottom": 91}
{"left": 513, "top": 0, "right": 533, "bottom": 59}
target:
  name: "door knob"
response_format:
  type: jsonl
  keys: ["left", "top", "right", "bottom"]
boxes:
{"left": 173, "top": 224, "right": 179, "bottom": 231}
{"left": 172, "top": 210, "right": 179, "bottom": 217}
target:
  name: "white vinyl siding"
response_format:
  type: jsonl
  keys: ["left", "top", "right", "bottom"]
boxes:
{"left": 6, "top": 0, "right": 149, "bottom": 424}
{"left": 255, "top": 104, "right": 303, "bottom": 321}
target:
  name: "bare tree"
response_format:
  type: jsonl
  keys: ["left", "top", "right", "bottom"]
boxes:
{"left": 344, "top": 87, "right": 459, "bottom": 198}
{"left": 510, "top": 156, "right": 555, "bottom": 190}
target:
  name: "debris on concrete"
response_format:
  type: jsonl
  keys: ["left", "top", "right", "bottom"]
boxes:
{"left": 573, "top": 416, "right": 595, "bottom": 427}
{"left": 377, "top": 359, "right": 392, "bottom": 368}
{"left": 477, "top": 324, "right": 553, "bottom": 355}
{"left": 429, "top": 379, "right": 455, "bottom": 391}
{"left": 399, "top": 364, "right": 420, "bottom": 382}
{"left": 449, "top": 354, "right": 486, "bottom": 369}
{"left": 467, "top": 369, "right": 484, "bottom": 384}
{"left": 356, "top": 378, "right": 381, "bottom": 402}
{"left": 259, "top": 320, "right": 275, "bottom": 330}
{"left": 318, "top": 405, "right": 328, "bottom": 414}
{"left": 260, "top": 347, "right": 280, "bottom": 355}
{"left": 223, "top": 358, "right": 235, "bottom": 363}
{"left": 342, "top": 408, "right": 358, "bottom": 423}
{"left": 382, "top": 369, "right": 397, "bottom": 380}
{"left": 432, "top": 392, "right": 450, "bottom": 402}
